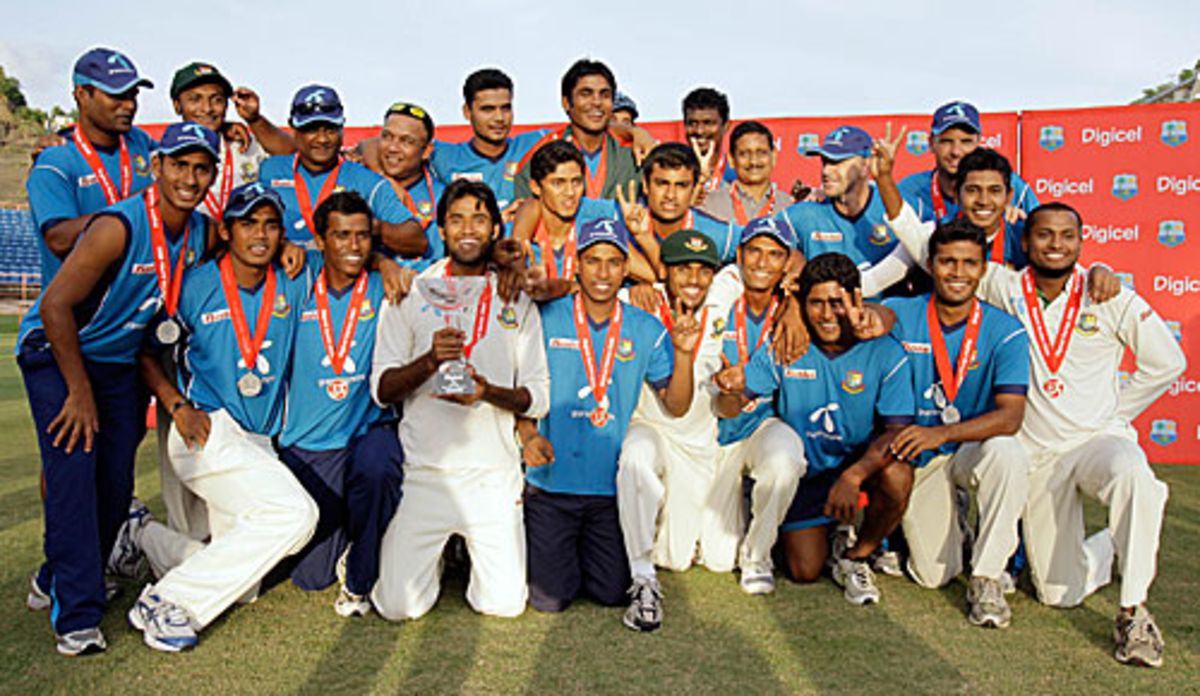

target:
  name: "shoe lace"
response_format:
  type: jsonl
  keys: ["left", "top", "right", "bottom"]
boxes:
{"left": 157, "top": 601, "right": 193, "bottom": 629}
{"left": 851, "top": 561, "right": 875, "bottom": 589}
{"left": 978, "top": 578, "right": 1004, "bottom": 608}
{"left": 1126, "top": 611, "right": 1162, "bottom": 647}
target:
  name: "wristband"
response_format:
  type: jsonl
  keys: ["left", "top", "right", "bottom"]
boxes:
{"left": 169, "top": 400, "right": 189, "bottom": 415}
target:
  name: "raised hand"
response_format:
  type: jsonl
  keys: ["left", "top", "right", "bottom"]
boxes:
{"left": 870, "top": 122, "right": 907, "bottom": 180}
{"left": 669, "top": 297, "right": 702, "bottom": 354}
{"left": 713, "top": 353, "right": 746, "bottom": 395}
{"left": 615, "top": 181, "right": 651, "bottom": 240}
{"left": 232, "top": 87, "right": 263, "bottom": 124}
{"left": 838, "top": 286, "right": 885, "bottom": 340}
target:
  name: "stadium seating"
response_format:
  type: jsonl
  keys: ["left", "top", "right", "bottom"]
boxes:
{"left": 0, "top": 208, "right": 41, "bottom": 279}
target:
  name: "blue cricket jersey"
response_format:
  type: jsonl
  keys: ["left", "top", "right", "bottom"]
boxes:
{"left": 528, "top": 198, "right": 622, "bottom": 277}
{"left": 175, "top": 260, "right": 308, "bottom": 436}
{"left": 18, "top": 192, "right": 207, "bottom": 364}
{"left": 389, "top": 170, "right": 446, "bottom": 271}
{"left": 529, "top": 295, "right": 674, "bottom": 496}
{"left": 257, "top": 155, "right": 412, "bottom": 244}
{"left": 776, "top": 184, "right": 897, "bottom": 267}
{"left": 744, "top": 336, "right": 914, "bottom": 478}
{"left": 630, "top": 207, "right": 738, "bottom": 266}
{"left": 26, "top": 126, "right": 156, "bottom": 281}
{"left": 884, "top": 294, "right": 1030, "bottom": 466}
{"left": 429, "top": 130, "right": 550, "bottom": 210}
{"left": 718, "top": 300, "right": 778, "bottom": 446}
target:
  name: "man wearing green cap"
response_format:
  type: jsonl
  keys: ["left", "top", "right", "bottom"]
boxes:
{"left": 616, "top": 230, "right": 734, "bottom": 632}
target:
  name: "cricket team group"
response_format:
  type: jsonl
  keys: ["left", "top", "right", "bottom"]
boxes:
{"left": 16, "top": 46, "right": 1184, "bottom": 669}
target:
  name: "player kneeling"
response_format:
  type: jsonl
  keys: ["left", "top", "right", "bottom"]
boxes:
{"left": 715, "top": 253, "right": 914, "bottom": 605}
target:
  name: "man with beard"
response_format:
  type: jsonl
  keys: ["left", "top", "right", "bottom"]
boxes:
{"left": 370, "top": 180, "right": 549, "bottom": 620}
{"left": 700, "top": 121, "right": 792, "bottom": 225}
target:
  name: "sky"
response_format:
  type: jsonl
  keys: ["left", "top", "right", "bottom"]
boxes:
{"left": 1, "top": 0, "right": 1198, "bottom": 128}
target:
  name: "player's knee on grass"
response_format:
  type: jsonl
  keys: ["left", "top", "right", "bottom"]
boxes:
{"left": 349, "top": 427, "right": 405, "bottom": 489}
{"left": 782, "top": 527, "right": 828, "bottom": 583}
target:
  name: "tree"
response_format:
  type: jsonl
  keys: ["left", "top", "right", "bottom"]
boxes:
{"left": 0, "top": 66, "right": 28, "bottom": 112}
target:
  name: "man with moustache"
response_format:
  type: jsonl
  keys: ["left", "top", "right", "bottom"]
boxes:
{"left": 373, "top": 101, "right": 446, "bottom": 267}
{"left": 700, "top": 121, "right": 793, "bottom": 225}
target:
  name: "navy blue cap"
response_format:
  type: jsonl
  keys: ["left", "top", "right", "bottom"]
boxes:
{"left": 224, "top": 182, "right": 285, "bottom": 222}
{"left": 739, "top": 215, "right": 795, "bottom": 250}
{"left": 72, "top": 47, "right": 153, "bottom": 95}
{"left": 290, "top": 84, "right": 345, "bottom": 128}
{"left": 806, "top": 125, "right": 872, "bottom": 161}
{"left": 577, "top": 217, "right": 630, "bottom": 256}
{"left": 931, "top": 100, "right": 980, "bottom": 135}
{"left": 613, "top": 91, "right": 639, "bottom": 119}
{"left": 158, "top": 121, "right": 220, "bottom": 160}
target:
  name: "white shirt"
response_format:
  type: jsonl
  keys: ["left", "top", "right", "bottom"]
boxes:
{"left": 371, "top": 259, "right": 550, "bottom": 471}
{"left": 201, "top": 134, "right": 268, "bottom": 221}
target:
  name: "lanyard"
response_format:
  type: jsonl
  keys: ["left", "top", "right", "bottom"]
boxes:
{"left": 397, "top": 166, "right": 436, "bottom": 231}
{"left": 703, "top": 151, "right": 727, "bottom": 192}
{"left": 314, "top": 269, "right": 369, "bottom": 375}
{"left": 293, "top": 156, "right": 343, "bottom": 238}
{"left": 219, "top": 255, "right": 277, "bottom": 371}
{"left": 930, "top": 170, "right": 949, "bottom": 221}
{"left": 143, "top": 185, "right": 190, "bottom": 317}
{"left": 1021, "top": 268, "right": 1083, "bottom": 375}
{"left": 533, "top": 219, "right": 577, "bottom": 280}
{"left": 564, "top": 128, "right": 608, "bottom": 199}
{"left": 204, "top": 139, "right": 235, "bottom": 220}
{"left": 730, "top": 182, "right": 776, "bottom": 227}
{"left": 72, "top": 126, "right": 130, "bottom": 205}
{"left": 734, "top": 295, "right": 778, "bottom": 363}
{"left": 573, "top": 294, "right": 623, "bottom": 417}
{"left": 444, "top": 264, "right": 493, "bottom": 359}
{"left": 926, "top": 296, "right": 983, "bottom": 404}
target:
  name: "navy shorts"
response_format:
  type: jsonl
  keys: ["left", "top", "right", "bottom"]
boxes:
{"left": 780, "top": 468, "right": 843, "bottom": 533}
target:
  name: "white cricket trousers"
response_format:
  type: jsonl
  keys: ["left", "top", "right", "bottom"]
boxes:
{"left": 372, "top": 466, "right": 527, "bottom": 621}
{"left": 708, "top": 419, "right": 805, "bottom": 570}
{"left": 1023, "top": 434, "right": 1168, "bottom": 608}
{"left": 902, "top": 436, "right": 1030, "bottom": 588}
{"left": 150, "top": 410, "right": 318, "bottom": 629}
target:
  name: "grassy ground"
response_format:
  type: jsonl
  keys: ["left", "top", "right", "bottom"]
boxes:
{"left": 0, "top": 318, "right": 1197, "bottom": 695}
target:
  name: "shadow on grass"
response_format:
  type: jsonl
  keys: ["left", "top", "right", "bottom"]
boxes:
{"left": 390, "top": 569, "right": 483, "bottom": 694}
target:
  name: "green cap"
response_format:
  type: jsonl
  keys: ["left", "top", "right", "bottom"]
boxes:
{"left": 170, "top": 62, "right": 233, "bottom": 100}
{"left": 660, "top": 230, "right": 720, "bottom": 268}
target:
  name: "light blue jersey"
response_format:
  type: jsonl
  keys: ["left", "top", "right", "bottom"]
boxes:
{"left": 18, "top": 192, "right": 207, "bottom": 364}
{"left": 527, "top": 198, "right": 621, "bottom": 277}
{"left": 744, "top": 336, "right": 914, "bottom": 477}
{"left": 884, "top": 294, "right": 1030, "bottom": 466}
{"left": 396, "top": 170, "right": 446, "bottom": 269}
{"left": 529, "top": 296, "right": 673, "bottom": 496}
{"left": 280, "top": 261, "right": 390, "bottom": 451}
{"left": 718, "top": 300, "right": 777, "bottom": 446}
{"left": 176, "top": 260, "right": 308, "bottom": 436}
{"left": 26, "top": 127, "right": 156, "bottom": 281}
{"left": 776, "top": 185, "right": 896, "bottom": 267}
{"left": 630, "top": 207, "right": 738, "bottom": 266}
{"left": 429, "top": 130, "right": 550, "bottom": 210}
{"left": 258, "top": 155, "right": 412, "bottom": 244}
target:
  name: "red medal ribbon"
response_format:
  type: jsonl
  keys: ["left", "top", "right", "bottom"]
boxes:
{"left": 532, "top": 220, "right": 577, "bottom": 280}
{"left": 989, "top": 223, "right": 1005, "bottom": 264}
{"left": 703, "top": 151, "right": 727, "bottom": 192}
{"left": 72, "top": 126, "right": 130, "bottom": 205}
{"left": 734, "top": 295, "right": 779, "bottom": 364}
{"left": 315, "top": 269, "right": 369, "bottom": 375}
{"left": 144, "top": 185, "right": 190, "bottom": 317}
{"left": 926, "top": 296, "right": 983, "bottom": 404}
{"left": 444, "top": 264, "right": 493, "bottom": 359}
{"left": 730, "top": 182, "right": 776, "bottom": 227}
{"left": 204, "top": 140, "right": 235, "bottom": 220}
{"left": 293, "top": 155, "right": 343, "bottom": 238}
{"left": 930, "top": 169, "right": 948, "bottom": 221}
{"left": 573, "top": 294, "right": 623, "bottom": 423}
{"left": 652, "top": 210, "right": 694, "bottom": 242}
{"left": 219, "top": 255, "right": 277, "bottom": 371}
{"left": 1021, "top": 268, "right": 1083, "bottom": 375}
{"left": 397, "top": 167, "right": 436, "bottom": 231}
{"left": 563, "top": 127, "right": 608, "bottom": 199}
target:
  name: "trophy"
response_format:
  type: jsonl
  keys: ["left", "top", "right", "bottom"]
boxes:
{"left": 417, "top": 276, "right": 489, "bottom": 396}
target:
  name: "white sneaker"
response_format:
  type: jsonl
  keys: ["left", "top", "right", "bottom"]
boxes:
{"left": 26, "top": 571, "right": 51, "bottom": 611}
{"left": 1114, "top": 606, "right": 1164, "bottom": 668}
{"left": 999, "top": 570, "right": 1017, "bottom": 595}
{"left": 55, "top": 627, "right": 106, "bottom": 656}
{"left": 826, "top": 525, "right": 856, "bottom": 571}
{"left": 871, "top": 549, "right": 904, "bottom": 578}
{"left": 128, "top": 586, "right": 198, "bottom": 652}
{"left": 334, "top": 586, "right": 371, "bottom": 618}
{"left": 739, "top": 563, "right": 775, "bottom": 595}
{"left": 107, "top": 498, "right": 152, "bottom": 579}
{"left": 832, "top": 557, "right": 880, "bottom": 606}
{"left": 623, "top": 576, "right": 663, "bottom": 632}
{"left": 967, "top": 576, "right": 1011, "bottom": 629}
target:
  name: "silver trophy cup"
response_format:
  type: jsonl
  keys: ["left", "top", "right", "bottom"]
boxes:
{"left": 417, "top": 275, "right": 488, "bottom": 396}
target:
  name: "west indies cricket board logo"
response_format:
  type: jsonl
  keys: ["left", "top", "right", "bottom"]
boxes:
{"left": 1039, "top": 125, "right": 1065, "bottom": 152}
{"left": 905, "top": 130, "right": 929, "bottom": 156}
{"left": 1158, "top": 220, "right": 1186, "bottom": 248}
{"left": 1161, "top": 120, "right": 1188, "bottom": 147}
{"left": 1112, "top": 173, "right": 1138, "bottom": 200}
{"left": 797, "top": 133, "right": 821, "bottom": 154}
{"left": 1149, "top": 419, "right": 1177, "bottom": 447}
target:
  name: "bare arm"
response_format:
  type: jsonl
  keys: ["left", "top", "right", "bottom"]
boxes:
{"left": 379, "top": 219, "right": 428, "bottom": 259}
{"left": 890, "top": 393, "right": 1026, "bottom": 462}
{"left": 43, "top": 214, "right": 97, "bottom": 258}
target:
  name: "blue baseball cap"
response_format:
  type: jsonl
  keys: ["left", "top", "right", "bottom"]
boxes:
{"left": 806, "top": 125, "right": 872, "bottom": 161}
{"left": 72, "top": 47, "right": 153, "bottom": 95}
{"left": 739, "top": 215, "right": 795, "bottom": 250}
{"left": 224, "top": 182, "right": 286, "bottom": 222}
{"left": 613, "top": 91, "right": 639, "bottom": 120}
{"left": 931, "top": 100, "right": 981, "bottom": 135}
{"left": 290, "top": 84, "right": 345, "bottom": 128}
{"left": 158, "top": 121, "right": 220, "bottom": 160}
{"left": 577, "top": 217, "right": 630, "bottom": 256}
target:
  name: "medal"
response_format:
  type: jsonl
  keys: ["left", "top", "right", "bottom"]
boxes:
{"left": 941, "top": 403, "right": 961, "bottom": 424}
{"left": 533, "top": 219, "right": 577, "bottom": 280}
{"left": 1022, "top": 268, "right": 1083, "bottom": 396}
{"left": 144, "top": 185, "right": 191, "bottom": 338}
{"left": 926, "top": 296, "right": 983, "bottom": 423}
{"left": 589, "top": 406, "right": 610, "bottom": 427}
{"left": 237, "top": 372, "right": 263, "bottom": 397}
{"left": 314, "top": 269, "right": 369, "bottom": 375}
{"left": 1042, "top": 377, "right": 1064, "bottom": 399}
{"left": 293, "top": 155, "right": 343, "bottom": 238}
{"left": 156, "top": 317, "right": 181, "bottom": 345}
{"left": 573, "top": 293, "right": 623, "bottom": 429}
{"left": 72, "top": 125, "right": 131, "bottom": 205}
{"left": 734, "top": 295, "right": 779, "bottom": 364}
{"left": 219, "top": 255, "right": 277, "bottom": 399}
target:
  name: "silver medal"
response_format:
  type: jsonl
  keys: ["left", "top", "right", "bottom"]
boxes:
{"left": 156, "top": 318, "right": 181, "bottom": 345}
{"left": 237, "top": 372, "right": 263, "bottom": 398}
{"left": 941, "top": 404, "right": 961, "bottom": 425}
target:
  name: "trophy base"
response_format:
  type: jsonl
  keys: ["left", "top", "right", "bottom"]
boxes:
{"left": 434, "top": 360, "right": 475, "bottom": 396}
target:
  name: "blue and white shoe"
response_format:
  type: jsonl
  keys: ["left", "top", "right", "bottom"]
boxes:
{"left": 128, "top": 586, "right": 198, "bottom": 652}
{"left": 56, "top": 627, "right": 106, "bottom": 656}
{"left": 107, "top": 498, "right": 152, "bottom": 579}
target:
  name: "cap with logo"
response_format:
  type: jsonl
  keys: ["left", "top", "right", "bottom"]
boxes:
{"left": 224, "top": 182, "right": 286, "bottom": 222}
{"left": 613, "top": 92, "right": 639, "bottom": 120}
{"left": 577, "top": 217, "right": 630, "bottom": 256}
{"left": 158, "top": 121, "right": 221, "bottom": 160}
{"left": 931, "top": 100, "right": 981, "bottom": 136}
{"left": 72, "top": 47, "right": 153, "bottom": 95}
{"left": 739, "top": 215, "right": 795, "bottom": 250}
{"left": 383, "top": 101, "right": 435, "bottom": 140}
{"left": 290, "top": 85, "right": 345, "bottom": 128}
{"left": 170, "top": 62, "right": 233, "bottom": 100}
{"left": 660, "top": 230, "right": 719, "bottom": 268}
{"left": 805, "top": 125, "right": 873, "bottom": 161}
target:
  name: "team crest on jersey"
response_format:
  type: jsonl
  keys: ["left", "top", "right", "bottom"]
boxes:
{"left": 325, "top": 378, "right": 350, "bottom": 401}
{"left": 359, "top": 298, "right": 376, "bottom": 321}
{"left": 1166, "top": 320, "right": 1182, "bottom": 342}
{"left": 1149, "top": 419, "right": 1177, "bottom": 446}
{"left": 241, "top": 161, "right": 257, "bottom": 181}
{"left": 1118, "top": 370, "right": 1131, "bottom": 388}
{"left": 966, "top": 349, "right": 980, "bottom": 371}
{"left": 869, "top": 224, "right": 893, "bottom": 245}
{"left": 1038, "top": 125, "right": 1065, "bottom": 152}
{"left": 617, "top": 337, "right": 635, "bottom": 361}
{"left": 333, "top": 185, "right": 346, "bottom": 194}
{"left": 841, "top": 369, "right": 865, "bottom": 394}
{"left": 1111, "top": 174, "right": 1138, "bottom": 201}
{"left": 504, "top": 161, "right": 519, "bottom": 181}
{"left": 418, "top": 200, "right": 434, "bottom": 218}
{"left": 1115, "top": 272, "right": 1135, "bottom": 289}
{"left": 905, "top": 130, "right": 929, "bottom": 156}
{"left": 1158, "top": 220, "right": 1185, "bottom": 248}
{"left": 1161, "top": 120, "right": 1188, "bottom": 147}
{"left": 710, "top": 317, "right": 726, "bottom": 339}
{"left": 272, "top": 294, "right": 291, "bottom": 318}
{"left": 1076, "top": 313, "right": 1099, "bottom": 336}
{"left": 134, "top": 155, "right": 150, "bottom": 177}
{"left": 497, "top": 305, "right": 519, "bottom": 329}
{"left": 796, "top": 133, "right": 821, "bottom": 154}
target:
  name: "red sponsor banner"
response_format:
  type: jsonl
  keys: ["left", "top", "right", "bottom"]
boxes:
{"left": 1021, "top": 102, "right": 1199, "bottom": 463}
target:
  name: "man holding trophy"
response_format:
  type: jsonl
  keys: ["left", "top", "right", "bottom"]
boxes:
{"left": 370, "top": 180, "right": 550, "bottom": 620}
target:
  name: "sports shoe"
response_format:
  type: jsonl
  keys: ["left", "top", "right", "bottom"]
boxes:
{"left": 1114, "top": 606, "right": 1164, "bottom": 668}
{"left": 967, "top": 576, "right": 1011, "bottom": 629}
{"left": 107, "top": 498, "right": 152, "bottom": 579}
{"left": 739, "top": 562, "right": 775, "bottom": 595}
{"left": 623, "top": 576, "right": 663, "bottom": 632}
{"left": 26, "top": 571, "right": 51, "bottom": 611}
{"left": 832, "top": 557, "right": 880, "bottom": 606}
{"left": 870, "top": 548, "right": 904, "bottom": 578}
{"left": 128, "top": 587, "right": 198, "bottom": 652}
{"left": 55, "top": 627, "right": 106, "bottom": 656}
{"left": 334, "top": 586, "right": 371, "bottom": 618}
{"left": 999, "top": 570, "right": 1017, "bottom": 595}
{"left": 826, "top": 525, "right": 856, "bottom": 571}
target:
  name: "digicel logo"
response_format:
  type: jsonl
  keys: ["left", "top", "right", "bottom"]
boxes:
{"left": 1035, "top": 177, "right": 1093, "bottom": 197}
{"left": 1082, "top": 224, "right": 1138, "bottom": 243}
{"left": 1154, "top": 275, "right": 1200, "bottom": 296}
{"left": 980, "top": 134, "right": 1003, "bottom": 149}
{"left": 1168, "top": 377, "right": 1200, "bottom": 397}
{"left": 1081, "top": 126, "right": 1142, "bottom": 147}
{"left": 1158, "top": 175, "right": 1200, "bottom": 196}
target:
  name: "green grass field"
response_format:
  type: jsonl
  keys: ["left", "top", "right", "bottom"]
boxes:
{"left": 1, "top": 316, "right": 1197, "bottom": 695}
